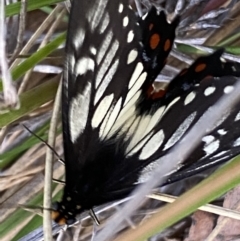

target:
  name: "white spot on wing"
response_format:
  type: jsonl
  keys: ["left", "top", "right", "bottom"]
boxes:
{"left": 184, "top": 91, "right": 196, "bottom": 105}
{"left": 204, "top": 86, "right": 216, "bottom": 96}
{"left": 95, "top": 59, "right": 119, "bottom": 104}
{"left": 127, "top": 30, "right": 134, "bottom": 43}
{"left": 69, "top": 82, "right": 91, "bottom": 142}
{"left": 118, "top": 3, "right": 123, "bottom": 13}
{"left": 224, "top": 85, "right": 234, "bottom": 94}
{"left": 163, "top": 112, "right": 196, "bottom": 150}
{"left": 128, "top": 62, "right": 143, "bottom": 89}
{"left": 118, "top": 115, "right": 136, "bottom": 136}
{"left": 67, "top": 55, "right": 75, "bottom": 76}
{"left": 118, "top": 91, "right": 140, "bottom": 121}
{"left": 73, "top": 28, "right": 85, "bottom": 50}
{"left": 203, "top": 139, "right": 220, "bottom": 155}
{"left": 99, "top": 13, "right": 110, "bottom": 34}
{"left": 143, "top": 106, "right": 165, "bottom": 136}
{"left": 140, "top": 130, "right": 165, "bottom": 160}
{"left": 127, "top": 49, "right": 138, "bottom": 64}
{"left": 88, "top": 0, "right": 108, "bottom": 31}
{"left": 101, "top": 97, "right": 122, "bottom": 138}
{"left": 90, "top": 46, "right": 97, "bottom": 55}
{"left": 126, "top": 115, "right": 151, "bottom": 153}
{"left": 96, "top": 38, "right": 119, "bottom": 88}
{"left": 125, "top": 116, "right": 141, "bottom": 141}
{"left": 124, "top": 72, "right": 146, "bottom": 105}
{"left": 98, "top": 12, "right": 110, "bottom": 33}
{"left": 202, "top": 135, "right": 215, "bottom": 144}
{"left": 164, "top": 96, "right": 180, "bottom": 115}
{"left": 217, "top": 129, "right": 227, "bottom": 135}
{"left": 127, "top": 131, "right": 153, "bottom": 157}
{"left": 111, "top": 92, "right": 139, "bottom": 135}
{"left": 233, "top": 137, "right": 240, "bottom": 147}
{"left": 211, "top": 151, "right": 228, "bottom": 158}
{"left": 92, "top": 94, "right": 114, "bottom": 128}
{"left": 141, "top": 12, "right": 148, "bottom": 20}
{"left": 97, "top": 30, "right": 113, "bottom": 65}
{"left": 235, "top": 111, "right": 240, "bottom": 121}
{"left": 123, "top": 16, "right": 129, "bottom": 27}
{"left": 75, "top": 57, "right": 95, "bottom": 76}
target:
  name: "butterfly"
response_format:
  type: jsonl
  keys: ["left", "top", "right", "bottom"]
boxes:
{"left": 51, "top": 0, "right": 240, "bottom": 225}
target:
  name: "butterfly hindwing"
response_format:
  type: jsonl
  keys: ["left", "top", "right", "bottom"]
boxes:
{"left": 165, "top": 97, "right": 240, "bottom": 184}
{"left": 136, "top": 75, "right": 240, "bottom": 184}
{"left": 139, "top": 8, "right": 179, "bottom": 81}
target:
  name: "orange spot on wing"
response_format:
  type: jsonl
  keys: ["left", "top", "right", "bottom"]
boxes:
{"left": 195, "top": 63, "right": 206, "bottom": 72}
{"left": 149, "top": 23, "right": 154, "bottom": 30}
{"left": 164, "top": 39, "right": 171, "bottom": 52}
{"left": 150, "top": 33, "right": 160, "bottom": 50}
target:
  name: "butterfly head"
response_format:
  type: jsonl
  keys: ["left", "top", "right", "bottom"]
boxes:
{"left": 51, "top": 198, "right": 82, "bottom": 225}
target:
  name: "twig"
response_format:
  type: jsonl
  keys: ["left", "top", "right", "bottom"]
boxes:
{"left": 148, "top": 192, "right": 240, "bottom": 220}
{"left": 0, "top": 0, "right": 19, "bottom": 108}
{"left": 43, "top": 79, "right": 62, "bottom": 240}
{"left": 9, "top": 0, "right": 27, "bottom": 64}
{"left": 11, "top": 4, "right": 64, "bottom": 70}
{"left": 17, "top": 5, "right": 64, "bottom": 94}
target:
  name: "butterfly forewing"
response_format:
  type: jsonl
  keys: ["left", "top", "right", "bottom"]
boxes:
{"left": 63, "top": 0, "right": 145, "bottom": 170}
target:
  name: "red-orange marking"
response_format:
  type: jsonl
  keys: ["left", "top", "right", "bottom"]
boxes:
{"left": 195, "top": 63, "right": 206, "bottom": 72}
{"left": 202, "top": 75, "right": 213, "bottom": 82}
{"left": 179, "top": 69, "right": 188, "bottom": 76}
{"left": 51, "top": 211, "right": 67, "bottom": 225}
{"left": 163, "top": 58, "right": 167, "bottom": 66}
{"left": 150, "top": 33, "right": 160, "bottom": 49}
{"left": 151, "top": 89, "right": 166, "bottom": 100}
{"left": 146, "top": 85, "right": 154, "bottom": 97}
{"left": 164, "top": 39, "right": 171, "bottom": 52}
{"left": 149, "top": 23, "right": 154, "bottom": 30}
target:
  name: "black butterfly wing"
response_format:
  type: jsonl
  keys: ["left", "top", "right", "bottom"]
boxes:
{"left": 62, "top": 0, "right": 144, "bottom": 185}
{"left": 137, "top": 75, "right": 240, "bottom": 183}
{"left": 62, "top": 0, "right": 179, "bottom": 183}
{"left": 139, "top": 7, "right": 179, "bottom": 82}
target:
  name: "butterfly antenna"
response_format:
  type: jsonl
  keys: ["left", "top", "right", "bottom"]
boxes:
{"left": 18, "top": 204, "right": 53, "bottom": 214}
{"left": 22, "top": 124, "right": 65, "bottom": 164}
{"left": 52, "top": 178, "right": 65, "bottom": 185}
{"left": 89, "top": 209, "right": 100, "bottom": 226}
